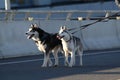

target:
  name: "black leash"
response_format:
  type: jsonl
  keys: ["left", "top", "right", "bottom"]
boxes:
{"left": 68, "top": 12, "right": 120, "bottom": 34}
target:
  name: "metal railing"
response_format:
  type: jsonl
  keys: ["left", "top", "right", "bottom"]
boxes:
{"left": 0, "top": 10, "right": 120, "bottom": 21}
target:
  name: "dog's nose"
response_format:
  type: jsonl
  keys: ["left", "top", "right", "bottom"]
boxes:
{"left": 25, "top": 32, "right": 28, "bottom": 35}
{"left": 56, "top": 34, "right": 60, "bottom": 39}
{"left": 56, "top": 34, "right": 59, "bottom": 38}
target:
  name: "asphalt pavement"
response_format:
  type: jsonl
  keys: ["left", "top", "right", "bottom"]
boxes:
{"left": 0, "top": 49, "right": 120, "bottom": 80}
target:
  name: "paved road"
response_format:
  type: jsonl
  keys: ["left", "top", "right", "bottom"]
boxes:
{"left": 0, "top": 50, "right": 120, "bottom": 80}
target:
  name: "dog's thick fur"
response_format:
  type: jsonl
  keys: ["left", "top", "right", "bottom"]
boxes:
{"left": 57, "top": 26, "right": 83, "bottom": 67}
{"left": 26, "top": 24, "right": 62, "bottom": 67}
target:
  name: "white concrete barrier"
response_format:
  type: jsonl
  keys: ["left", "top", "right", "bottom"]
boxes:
{"left": 0, "top": 20, "right": 120, "bottom": 58}
{"left": 0, "top": 21, "right": 39, "bottom": 58}
{"left": 81, "top": 20, "right": 120, "bottom": 50}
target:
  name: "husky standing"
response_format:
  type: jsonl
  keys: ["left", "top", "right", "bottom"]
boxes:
{"left": 26, "top": 23, "right": 62, "bottom": 67}
{"left": 57, "top": 26, "right": 83, "bottom": 67}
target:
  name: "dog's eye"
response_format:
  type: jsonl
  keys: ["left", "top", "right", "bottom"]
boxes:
{"left": 30, "top": 30, "right": 35, "bottom": 32}
{"left": 61, "top": 31, "right": 64, "bottom": 34}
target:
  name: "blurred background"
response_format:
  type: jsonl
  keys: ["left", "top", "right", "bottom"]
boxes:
{"left": 0, "top": 0, "right": 119, "bottom": 10}
{"left": 0, "top": 0, "right": 120, "bottom": 58}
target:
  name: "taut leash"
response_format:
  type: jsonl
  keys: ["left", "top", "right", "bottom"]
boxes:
{"left": 68, "top": 12, "right": 120, "bottom": 34}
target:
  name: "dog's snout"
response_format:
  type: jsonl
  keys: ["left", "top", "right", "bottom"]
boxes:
{"left": 25, "top": 32, "right": 28, "bottom": 35}
{"left": 56, "top": 34, "right": 59, "bottom": 38}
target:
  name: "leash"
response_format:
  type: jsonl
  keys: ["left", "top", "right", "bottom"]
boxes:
{"left": 68, "top": 12, "right": 120, "bottom": 34}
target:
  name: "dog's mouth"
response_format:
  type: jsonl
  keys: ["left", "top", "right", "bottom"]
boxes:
{"left": 26, "top": 33, "right": 35, "bottom": 39}
{"left": 57, "top": 35, "right": 64, "bottom": 39}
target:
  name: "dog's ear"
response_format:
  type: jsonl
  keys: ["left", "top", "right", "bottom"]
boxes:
{"left": 30, "top": 24, "right": 34, "bottom": 28}
{"left": 61, "top": 26, "right": 67, "bottom": 30}
{"left": 34, "top": 23, "right": 38, "bottom": 28}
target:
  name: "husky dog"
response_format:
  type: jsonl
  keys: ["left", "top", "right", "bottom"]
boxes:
{"left": 57, "top": 26, "right": 83, "bottom": 67}
{"left": 26, "top": 23, "right": 62, "bottom": 67}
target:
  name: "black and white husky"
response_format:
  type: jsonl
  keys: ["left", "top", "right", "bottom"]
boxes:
{"left": 57, "top": 26, "right": 83, "bottom": 67}
{"left": 26, "top": 23, "right": 62, "bottom": 67}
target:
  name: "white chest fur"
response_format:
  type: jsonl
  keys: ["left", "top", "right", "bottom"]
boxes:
{"left": 35, "top": 41, "right": 46, "bottom": 53}
{"left": 62, "top": 40, "right": 73, "bottom": 52}
{"left": 32, "top": 37, "right": 46, "bottom": 53}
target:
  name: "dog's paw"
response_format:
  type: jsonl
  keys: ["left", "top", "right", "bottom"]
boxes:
{"left": 41, "top": 64, "right": 47, "bottom": 67}
{"left": 54, "top": 65, "right": 58, "bottom": 67}
{"left": 48, "top": 63, "right": 53, "bottom": 67}
{"left": 68, "top": 64, "right": 73, "bottom": 67}
{"left": 65, "top": 62, "right": 69, "bottom": 66}
{"left": 69, "top": 61, "right": 74, "bottom": 67}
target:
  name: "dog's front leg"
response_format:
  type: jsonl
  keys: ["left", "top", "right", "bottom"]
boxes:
{"left": 69, "top": 51, "right": 75, "bottom": 67}
{"left": 42, "top": 53, "right": 49, "bottom": 67}
{"left": 64, "top": 51, "right": 69, "bottom": 66}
